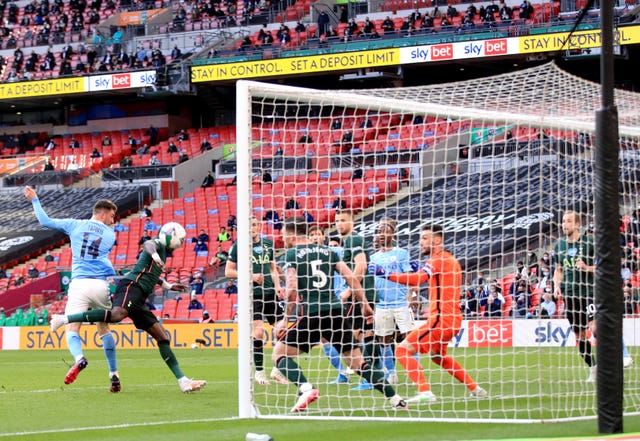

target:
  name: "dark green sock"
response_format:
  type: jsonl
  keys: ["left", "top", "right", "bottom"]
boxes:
{"left": 363, "top": 337, "right": 382, "bottom": 369}
{"left": 254, "top": 339, "right": 264, "bottom": 371}
{"left": 158, "top": 340, "right": 185, "bottom": 379}
{"left": 276, "top": 357, "right": 307, "bottom": 386}
{"left": 68, "top": 310, "right": 111, "bottom": 323}
{"left": 358, "top": 363, "right": 395, "bottom": 398}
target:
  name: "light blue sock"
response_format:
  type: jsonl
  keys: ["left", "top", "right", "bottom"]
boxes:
{"left": 323, "top": 342, "right": 343, "bottom": 374}
{"left": 622, "top": 338, "right": 631, "bottom": 358}
{"left": 66, "top": 331, "right": 84, "bottom": 362}
{"left": 383, "top": 344, "right": 396, "bottom": 375}
{"left": 100, "top": 332, "right": 118, "bottom": 373}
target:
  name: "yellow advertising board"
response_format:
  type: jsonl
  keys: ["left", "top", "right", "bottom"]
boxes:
{"left": 0, "top": 77, "right": 86, "bottom": 100}
{"left": 191, "top": 48, "right": 400, "bottom": 82}
{"left": 17, "top": 324, "right": 251, "bottom": 350}
{"left": 519, "top": 25, "right": 640, "bottom": 53}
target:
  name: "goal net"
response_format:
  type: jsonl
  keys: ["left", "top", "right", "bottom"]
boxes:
{"left": 235, "top": 62, "right": 640, "bottom": 422}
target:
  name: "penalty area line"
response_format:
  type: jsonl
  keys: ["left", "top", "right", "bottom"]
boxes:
{"left": 0, "top": 417, "right": 239, "bottom": 438}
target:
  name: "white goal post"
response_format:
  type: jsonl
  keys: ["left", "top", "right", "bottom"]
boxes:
{"left": 235, "top": 63, "right": 640, "bottom": 422}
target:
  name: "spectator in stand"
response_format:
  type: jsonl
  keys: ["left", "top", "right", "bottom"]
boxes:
{"left": 61, "top": 45, "right": 74, "bottom": 60}
{"left": 317, "top": 10, "right": 330, "bottom": 36}
{"left": 201, "top": 171, "right": 215, "bottom": 188}
{"left": 200, "top": 310, "right": 214, "bottom": 323}
{"left": 25, "top": 51, "right": 39, "bottom": 73}
{"left": 194, "top": 239, "right": 208, "bottom": 256}
{"left": 143, "top": 217, "right": 157, "bottom": 231}
{"left": 285, "top": 197, "right": 300, "bottom": 210}
{"left": 138, "top": 229, "right": 152, "bottom": 246}
{"left": 331, "top": 119, "right": 342, "bottom": 130}
{"left": 480, "top": 283, "right": 503, "bottom": 318}
{"left": 526, "top": 251, "right": 538, "bottom": 276}
{"left": 218, "top": 226, "right": 231, "bottom": 242}
{"left": 462, "top": 287, "right": 479, "bottom": 318}
{"left": 188, "top": 293, "right": 204, "bottom": 311}
{"left": 102, "top": 135, "right": 112, "bottom": 147}
{"left": 178, "top": 150, "right": 189, "bottom": 163}
{"left": 227, "top": 214, "right": 237, "bottom": 232}
{"left": 177, "top": 129, "right": 189, "bottom": 141}
{"left": 171, "top": 45, "right": 182, "bottom": 59}
{"left": 332, "top": 197, "right": 347, "bottom": 210}
{"left": 256, "top": 27, "right": 269, "bottom": 44}
{"left": 200, "top": 139, "right": 213, "bottom": 152}
{"left": 28, "top": 264, "right": 40, "bottom": 279}
{"left": 295, "top": 21, "right": 306, "bottom": 34}
{"left": 67, "top": 158, "right": 80, "bottom": 171}
{"left": 41, "top": 49, "right": 56, "bottom": 72}
{"left": 539, "top": 292, "right": 556, "bottom": 318}
{"left": 262, "top": 210, "right": 282, "bottom": 230}
{"left": 519, "top": 0, "right": 534, "bottom": 19}
{"left": 276, "top": 23, "right": 290, "bottom": 41}
{"left": 344, "top": 18, "right": 359, "bottom": 40}
{"left": 137, "top": 143, "right": 150, "bottom": 157}
{"left": 149, "top": 153, "right": 161, "bottom": 166}
{"left": 224, "top": 280, "right": 238, "bottom": 295}
{"left": 500, "top": 2, "right": 513, "bottom": 20}
{"left": 262, "top": 31, "right": 274, "bottom": 46}
{"left": 262, "top": 170, "right": 273, "bottom": 184}
{"left": 167, "top": 141, "right": 179, "bottom": 153}
{"left": 400, "top": 17, "right": 415, "bottom": 36}
{"left": 381, "top": 16, "right": 394, "bottom": 34}
{"left": 513, "top": 280, "right": 531, "bottom": 318}
{"left": 361, "top": 17, "right": 376, "bottom": 38}
{"left": 44, "top": 159, "right": 55, "bottom": 171}
{"left": 539, "top": 252, "right": 554, "bottom": 278}
{"left": 623, "top": 284, "right": 637, "bottom": 316}
{"left": 302, "top": 210, "right": 314, "bottom": 223}
{"left": 191, "top": 229, "right": 210, "bottom": 245}
{"left": 189, "top": 271, "right": 205, "bottom": 295}
{"left": 69, "top": 137, "right": 80, "bottom": 149}
{"left": 279, "top": 28, "right": 291, "bottom": 46}
{"left": 90, "top": 147, "right": 102, "bottom": 158}
{"left": 146, "top": 126, "right": 159, "bottom": 146}
{"left": 209, "top": 244, "right": 229, "bottom": 267}
{"left": 119, "top": 155, "right": 133, "bottom": 167}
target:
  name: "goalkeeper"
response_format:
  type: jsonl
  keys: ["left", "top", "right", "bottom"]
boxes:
{"left": 272, "top": 217, "right": 407, "bottom": 412}
{"left": 370, "top": 223, "right": 487, "bottom": 403}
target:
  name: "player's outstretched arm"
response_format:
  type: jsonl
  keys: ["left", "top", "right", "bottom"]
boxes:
{"left": 387, "top": 263, "right": 432, "bottom": 286}
{"left": 25, "top": 185, "right": 64, "bottom": 230}
{"left": 144, "top": 239, "right": 165, "bottom": 271}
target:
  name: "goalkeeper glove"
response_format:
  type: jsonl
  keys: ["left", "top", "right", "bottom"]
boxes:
{"left": 409, "top": 260, "right": 420, "bottom": 272}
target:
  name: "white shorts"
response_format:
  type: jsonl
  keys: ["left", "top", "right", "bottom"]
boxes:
{"left": 374, "top": 306, "right": 416, "bottom": 337}
{"left": 65, "top": 278, "right": 112, "bottom": 316}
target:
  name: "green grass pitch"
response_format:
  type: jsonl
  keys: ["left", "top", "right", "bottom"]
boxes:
{"left": 1, "top": 348, "right": 640, "bottom": 441}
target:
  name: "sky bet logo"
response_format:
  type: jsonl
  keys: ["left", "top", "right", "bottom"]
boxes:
{"left": 485, "top": 39, "right": 508, "bottom": 56}
{"left": 534, "top": 322, "right": 572, "bottom": 346}
{"left": 468, "top": 320, "right": 513, "bottom": 347}
{"left": 431, "top": 44, "right": 453, "bottom": 60}
{"left": 112, "top": 73, "right": 131, "bottom": 88}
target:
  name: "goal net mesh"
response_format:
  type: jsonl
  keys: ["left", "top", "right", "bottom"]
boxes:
{"left": 236, "top": 61, "right": 640, "bottom": 421}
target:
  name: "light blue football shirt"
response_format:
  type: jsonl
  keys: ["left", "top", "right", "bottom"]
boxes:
{"left": 370, "top": 247, "right": 412, "bottom": 308}
{"left": 330, "top": 245, "right": 347, "bottom": 298}
{"left": 31, "top": 198, "right": 116, "bottom": 280}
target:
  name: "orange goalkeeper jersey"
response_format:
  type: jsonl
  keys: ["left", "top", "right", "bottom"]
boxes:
{"left": 425, "top": 250, "right": 463, "bottom": 328}
{"left": 388, "top": 249, "right": 463, "bottom": 328}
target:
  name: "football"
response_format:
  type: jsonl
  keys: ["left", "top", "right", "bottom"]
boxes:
{"left": 158, "top": 222, "right": 187, "bottom": 250}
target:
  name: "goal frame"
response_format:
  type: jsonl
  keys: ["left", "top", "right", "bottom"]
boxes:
{"left": 235, "top": 75, "right": 640, "bottom": 422}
